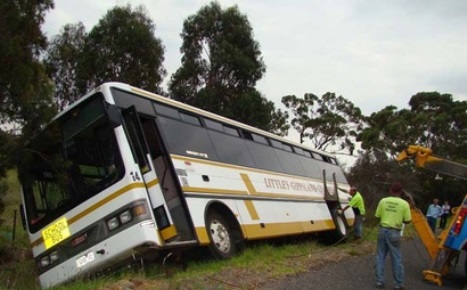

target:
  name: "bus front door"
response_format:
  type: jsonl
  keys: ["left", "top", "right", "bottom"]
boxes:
{"left": 122, "top": 107, "right": 195, "bottom": 244}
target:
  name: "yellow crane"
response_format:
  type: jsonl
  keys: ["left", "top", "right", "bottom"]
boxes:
{"left": 397, "top": 145, "right": 467, "bottom": 286}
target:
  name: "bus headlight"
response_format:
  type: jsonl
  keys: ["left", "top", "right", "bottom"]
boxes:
{"left": 107, "top": 217, "right": 120, "bottom": 231}
{"left": 50, "top": 251, "right": 59, "bottom": 263}
{"left": 105, "top": 201, "right": 149, "bottom": 231}
{"left": 40, "top": 256, "right": 50, "bottom": 267}
{"left": 119, "top": 210, "right": 132, "bottom": 224}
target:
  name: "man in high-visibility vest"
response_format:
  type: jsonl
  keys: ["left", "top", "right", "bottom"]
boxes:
{"left": 342, "top": 186, "right": 366, "bottom": 241}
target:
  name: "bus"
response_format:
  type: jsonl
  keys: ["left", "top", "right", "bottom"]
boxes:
{"left": 18, "top": 82, "right": 354, "bottom": 288}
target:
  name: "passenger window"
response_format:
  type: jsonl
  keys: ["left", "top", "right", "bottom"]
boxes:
{"left": 252, "top": 133, "right": 268, "bottom": 145}
{"left": 293, "top": 147, "right": 305, "bottom": 155}
{"left": 282, "top": 143, "right": 293, "bottom": 152}
{"left": 180, "top": 112, "right": 201, "bottom": 126}
{"left": 154, "top": 103, "right": 180, "bottom": 119}
{"left": 205, "top": 119, "right": 223, "bottom": 131}
{"left": 270, "top": 139, "right": 283, "bottom": 149}
{"left": 242, "top": 131, "right": 253, "bottom": 140}
{"left": 223, "top": 126, "right": 239, "bottom": 136}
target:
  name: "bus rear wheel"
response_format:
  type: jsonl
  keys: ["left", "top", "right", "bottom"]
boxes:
{"left": 322, "top": 207, "right": 348, "bottom": 244}
{"left": 206, "top": 211, "right": 243, "bottom": 259}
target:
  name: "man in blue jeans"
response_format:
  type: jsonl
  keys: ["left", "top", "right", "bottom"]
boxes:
{"left": 342, "top": 186, "right": 366, "bottom": 240}
{"left": 426, "top": 198, "right": 442, "bottom": 233}
{"left": 375, "top": 182, "right": 412, "bottom": 290}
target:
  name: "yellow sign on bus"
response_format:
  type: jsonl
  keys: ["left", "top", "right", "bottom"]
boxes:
{"left": 42, "top": 217, "right": 71, "bottom": 249}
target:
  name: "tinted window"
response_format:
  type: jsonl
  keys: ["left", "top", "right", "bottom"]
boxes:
{"left": 294, "top": 147, "right": 305, "bottom": 155}
{"left": 157, "top": 116, "right": 218, "bottom": 160}
{"left": 205, "top": 119, "right": 223, "bottom": 131}
{"left": 320, "top": 162, "right": 345, "bottom": 182}
{"left": 299, "top": 156, "right": 324, "bottom": 179}
{"left": 223, "top": 126, "right": 239, "bottom": 136}
{"left": 246, "top": 141, "right": 283, "bottom": 172}
{"left": 275, "top": 149, "right": 305, "bottom": 175}
{"left": 180, "top": 112, "right": 201, "bottom": 126}
{"left": 313, "top": 153, "right": 324, "bottom": 161}
{"left": 208, "top": 131, "right": 255, "bottom": 167}
{"left": 242, "top": 130, "right": 253, "bottom": 140}
{"left": 252, "top": 133, "right": 268, "bottom": 145}
{"left": 22, "top": 95, "right": 124, "bottom": 233}
{"left": 282, "top": 143, "right": 293, "bottom": 152}
{"left": 154, "top": 103, "right": 180, "bottom": 119}
{"left": 112, "top": 88, "right": 156, "bottom": 116}
{"left": 270, "top": 139, "right": 282, "bottom": 149}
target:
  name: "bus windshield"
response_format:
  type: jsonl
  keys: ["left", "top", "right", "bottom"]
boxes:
{"left": 20, "top": 94, "right": 124, "bottom": 233}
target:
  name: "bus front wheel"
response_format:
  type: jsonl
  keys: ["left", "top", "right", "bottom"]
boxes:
{"left": 206, "top": 211, "right": 242, "bottom": 259}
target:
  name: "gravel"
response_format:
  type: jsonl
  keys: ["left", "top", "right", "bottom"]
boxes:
{"left": 260, "top": 236, "right": 467, "bottom": 290}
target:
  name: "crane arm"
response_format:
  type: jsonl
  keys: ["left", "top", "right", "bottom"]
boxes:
{"left": 397, "top": 145, "right": 467, "bottom": 180}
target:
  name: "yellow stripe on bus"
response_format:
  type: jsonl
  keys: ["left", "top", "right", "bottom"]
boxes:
{"left": 182, "top": 186, "right": 248, "bottom": 196}
{"left": 196, "top": 227, "right": 210, "bottom": 245}
{"left": 240, "top": 173, "right": 257, "bottom": 194}
{"left": 31, "top": 182, "right": 146, "bottom": 248}
{"left": 160, "top": 225, "right": 178, "bottom": 241}
{"left": 146, "top": 178, "right": 159, "bottom": 188}
{"left": 244, "top": 200, "right": 260, "bottom": 220}
{"left": 195, "top": 218, "right": 335, "bottom": 245}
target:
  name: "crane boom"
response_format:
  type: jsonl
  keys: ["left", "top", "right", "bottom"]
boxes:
{"left": 397, "top": 145, "right": 467, "bottom": 180}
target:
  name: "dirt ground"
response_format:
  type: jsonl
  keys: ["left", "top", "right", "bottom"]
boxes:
{"left": 96, "top": 241, "right": 376, "bottom": 290}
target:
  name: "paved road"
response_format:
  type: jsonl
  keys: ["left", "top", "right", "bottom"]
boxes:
{"left": 261, "top": 237, "right": 467, "bottom": 290}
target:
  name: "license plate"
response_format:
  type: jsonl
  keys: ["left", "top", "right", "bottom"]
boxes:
{"left": 76, "top": 252, "right": 95, "bottom": 268}
{"left": 41, "top": 217, "right": 71, "bottom": 249}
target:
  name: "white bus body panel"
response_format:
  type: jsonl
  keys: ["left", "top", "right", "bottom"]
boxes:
{"left": 39, "top": 220, "right": 159, "bottom": 288}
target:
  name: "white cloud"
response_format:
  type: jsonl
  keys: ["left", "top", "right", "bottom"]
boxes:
{"left": 43, "top": 0, "right": 467, "bottom": 116}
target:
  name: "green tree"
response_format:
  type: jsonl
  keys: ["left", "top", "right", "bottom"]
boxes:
{"left": 0, "top": 0, "right": 55, "bottom": 127}
{"left": 0, "top": 0, "right": 55, "bottom": 169}
{"left": 45, "top": 22, "right": 87, "bottom": 111}
{"left": 269, "top": 108, "right": 290, "bottom": 137}
{"left": 356, "top": 92, "right": 467, "bottom": 208}
{"left": 80, "top": 5, "right": 166, "bottom": 94}
{"left": 282, "top": 92, "right": 363, "bottom": 154}
{"left": 169, "top": 2, "right": 283, "bottom": 132}
{"left": 0, "top": 0, "right": 55, "bottom": 222}
{"left": 359, "top": 92, "right": 467, "bottom": 158}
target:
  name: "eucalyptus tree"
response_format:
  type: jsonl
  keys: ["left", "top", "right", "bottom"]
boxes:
{"left": 0, "top": 0, "right": 55, "bottom": 131}
{"left": 45, "top": 22, "right": 87, "bottom": 111}
{"left": 282, "top": 92, "right": 364, "bottom": 154}
{"left": 358, "top": 92, "right": 467, "bottom": 207}
{"left": 0, "top": 0, "right": 56, "bottom": 215}
{"left": 359, "top": 92, "right": 467, "bottom": 159}
{"left": 80, "top": 5, "right": 166, "bottom": 94}
{"left": 169, "top": 2, "right": 284, "bottom": 132}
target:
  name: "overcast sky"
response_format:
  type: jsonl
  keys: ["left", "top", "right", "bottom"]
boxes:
{"left": 43, "top": 0, "right": 467, "bottom": 117}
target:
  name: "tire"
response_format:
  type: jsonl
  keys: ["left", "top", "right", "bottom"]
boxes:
{"left": 206, "top": 211, "right": 243, "bottom": 259}
{"left": 322, "top": 208, "right": 348, "bottom": 244}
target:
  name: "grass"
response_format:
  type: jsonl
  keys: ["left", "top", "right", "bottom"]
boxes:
{"left": 0, "top": 170, "right": 379, "bottom": 290}
{"left": 0, "top": 170, "right": 41, "bottom": 289}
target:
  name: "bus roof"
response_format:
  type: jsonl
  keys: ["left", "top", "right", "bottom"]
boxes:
{"left": 55, "top": 82, "right": 337, "bottom": 159}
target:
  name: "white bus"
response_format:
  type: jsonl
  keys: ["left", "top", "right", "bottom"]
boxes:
{"left": 19, "top": 82, "right": 354, "bottom": 288}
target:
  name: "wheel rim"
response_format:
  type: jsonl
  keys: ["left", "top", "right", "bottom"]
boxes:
{"left": 209, "top": 218, "right": 231, "bottom": 253}
{"left": 336, "top": 214, "right": 347, "bottom": 235}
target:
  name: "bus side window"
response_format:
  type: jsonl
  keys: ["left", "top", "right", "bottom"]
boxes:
{"left": 141, "top": 118, "right": 163, "bottom": 159}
